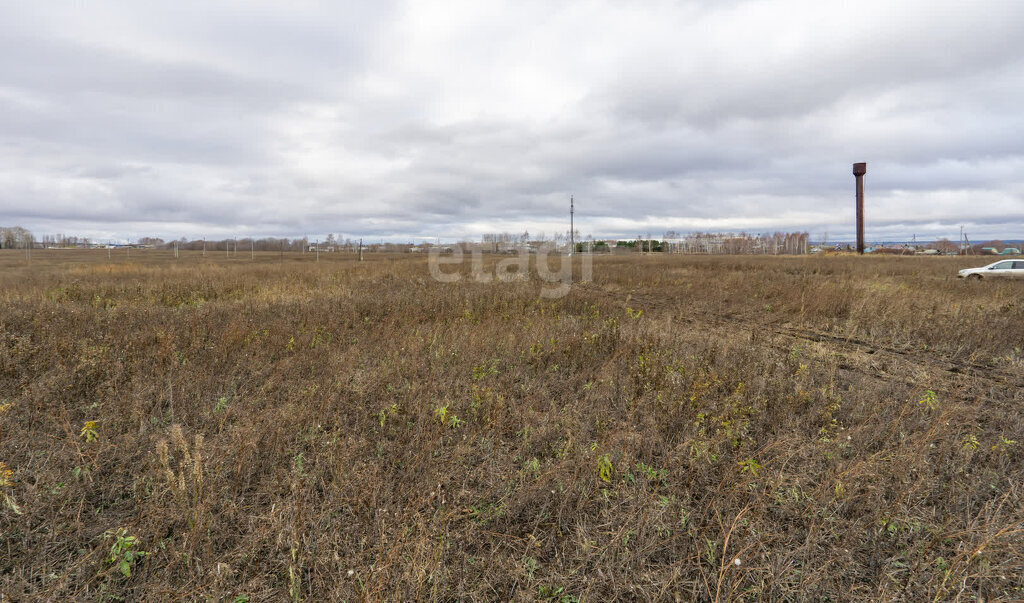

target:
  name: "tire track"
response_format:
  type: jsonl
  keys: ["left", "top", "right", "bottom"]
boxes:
{"left": 575, "top": 282, "right": 1021, "bottom": 390}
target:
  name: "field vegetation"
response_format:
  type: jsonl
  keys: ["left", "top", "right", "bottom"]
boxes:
{"left": 0, "top": 250, "right": 1021, "bottom": 600}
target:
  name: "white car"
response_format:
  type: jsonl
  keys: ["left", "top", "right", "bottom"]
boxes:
{"left": 958, "top": 259, "right": 1024, "bottom": 279}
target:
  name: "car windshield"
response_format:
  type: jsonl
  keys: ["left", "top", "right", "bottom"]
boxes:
{"left": 992, "top": 262, "right": 1014, "bottom": 269}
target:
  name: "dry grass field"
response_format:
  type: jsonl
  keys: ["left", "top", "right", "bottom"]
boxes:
{"left": 1, "top": 249, "right": 1022, "bottom": 600}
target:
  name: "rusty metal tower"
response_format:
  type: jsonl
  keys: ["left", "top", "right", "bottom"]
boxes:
{"left": 853, "top": 162, "right": 867, "bottom": 254}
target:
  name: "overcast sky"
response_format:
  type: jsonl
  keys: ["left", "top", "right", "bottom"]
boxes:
{"left": 2, "top": 0, "right": 1023, "bottom": 243}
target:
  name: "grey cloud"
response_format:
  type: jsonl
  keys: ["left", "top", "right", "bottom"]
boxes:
{"left": 1, "top": 0, "right": 1022, "bottom": 242}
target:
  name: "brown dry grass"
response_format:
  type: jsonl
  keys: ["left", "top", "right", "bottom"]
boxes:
{"left": 0, "top": 250, "right": 1022, "bottom": 601}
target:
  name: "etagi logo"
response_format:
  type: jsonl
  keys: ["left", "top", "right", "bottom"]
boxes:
{"left": 428, "top": 244, "right": 592, "bottom": 299}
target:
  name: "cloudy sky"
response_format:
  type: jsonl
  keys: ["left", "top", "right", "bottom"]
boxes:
{"left": 2, "top": 0, "right": 1023, "bottom": 243}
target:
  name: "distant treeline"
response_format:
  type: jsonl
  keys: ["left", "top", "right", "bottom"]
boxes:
{"left": 3, "top": 225, "right": 1017, "bottom": 256}
{"left": 0, "top": 226, "right": 35, "bottom": 248}
{"left": 154, "top": 237, "right": 412, "bottom": 253}
{"left": 159, "top": 237, "right": 310, "bottom": 252}
{"left": 0, "top": 229, "right": 408, "bottom": 252}
{"left": 600, "top": 232, "right": 812, "bottom": 254}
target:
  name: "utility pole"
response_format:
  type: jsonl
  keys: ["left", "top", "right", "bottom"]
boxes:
{"left": 359, "top": 238, "right": 363, "bottom": 262}
{"left": 251, "top": 239, "right": 254, "bottom": 260}
{"left": 316, "top": 240, "right": 319, "bottom": 263}
{"left": 203, "top": 238, "right": 206, "bottom": 257}
{"left": 570, "top": 195, "right": 574, "bottom": 256}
